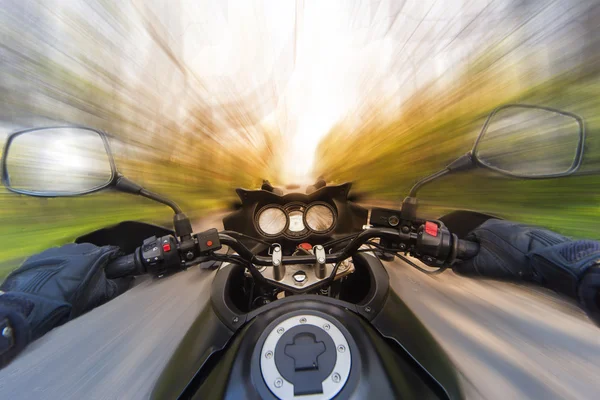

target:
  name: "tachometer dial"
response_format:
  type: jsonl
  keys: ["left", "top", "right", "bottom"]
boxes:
{"left": 305, "top": 203, "right": 335, "bottom": 233}
{"left": 256, "top": 206, "right": 288, "bottom": 236}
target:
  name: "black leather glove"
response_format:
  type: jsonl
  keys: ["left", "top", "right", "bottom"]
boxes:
{"left": 0, "top": 243, "right": 132, "bottom": 367}
{"left": 454, "top": 219, "right": 600, "bottom": 324}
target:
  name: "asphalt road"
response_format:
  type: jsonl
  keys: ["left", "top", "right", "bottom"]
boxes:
{"left": 0, "top": 212, "right": 599, "bottom": 399}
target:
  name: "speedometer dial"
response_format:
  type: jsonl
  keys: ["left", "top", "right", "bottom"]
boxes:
{"left": 257, "top": 206, "right": 288, "bottom": 236}
{"left": 305, "top": 203, "right": 335, "bottom": 233}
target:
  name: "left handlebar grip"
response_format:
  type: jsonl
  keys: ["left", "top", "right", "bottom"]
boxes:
{"left": 105, "top": 251, "right": 146, "bottom": 279}
{"left": 456, "top": 239, "right": 479, "bottom": 260}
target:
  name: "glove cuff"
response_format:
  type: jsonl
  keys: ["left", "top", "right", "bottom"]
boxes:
{"left": 529, "top": 240, "right": 600, "bottom": 298}
{"left": 0, "top": 293, "right": 33, "bottom": 368}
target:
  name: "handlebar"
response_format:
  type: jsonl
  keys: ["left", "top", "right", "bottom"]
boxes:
{"left": 456, "top": 238, "right": 479, "bottom": 260}
{"left": 105, "top": 222, "right": 479, "bottom": 280}
{"left": 221, "top": 227, "right": 408, "bottom": 266}
{"left": 105, "top": 252, "right": 145, "bottom": 279}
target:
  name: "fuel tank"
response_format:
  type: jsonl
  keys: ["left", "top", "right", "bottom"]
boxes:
{"left": 188, "top": 299, "right": 457, "bottom": 399}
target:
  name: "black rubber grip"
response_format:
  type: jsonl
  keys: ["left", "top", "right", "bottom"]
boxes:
{"left": 456, "top": 239, "right": 479, "bottom": 260}
{"left": 105, "top": 252, "right": 145, "bottom": 279}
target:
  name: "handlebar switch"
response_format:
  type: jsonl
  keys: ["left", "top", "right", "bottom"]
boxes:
{"left": 197, "top": 228, "right": 222, "bottom": 253}
{"left": 142, "top": 235, "right": 180, "bottom": 276}
{"left": 416, "top": 221, "right": 452, "bottom": 266}
{"left": 142, "top": 236, "right": 164, "bottom": 264}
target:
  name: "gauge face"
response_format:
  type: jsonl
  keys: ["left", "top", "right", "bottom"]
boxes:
{"left": 288, "top": 210, "right": 305, "bottom": 232}
{"left": 257, "top": 206, "right": 287, "bottom": 236}
{"left": 305, "top": 204, "right": 335, "bottom": 233}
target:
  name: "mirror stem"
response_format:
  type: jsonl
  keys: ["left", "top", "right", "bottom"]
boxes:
{"left": 407, "top": 153, "right": 474, "bottom": 197}
{"left": 139, "top": 189, "right": 182, "bottom": 214}
{"left": 407, "top": 169, "right": 450, "bottom": 197}
{"left": 115, "top": 175, "right": 182, "bottom": 214}
{"left": 402, "top": 153, "right": 475, "bottom": 221}
{"left": 115, "top": 175, "right": 193, "bottom": 239}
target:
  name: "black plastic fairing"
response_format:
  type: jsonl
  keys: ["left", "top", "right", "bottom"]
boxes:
{"left": 151, "top": 303, "right": 233, "bottom": 400}
{"left": 438, "top": 210, "right": 499, "bottom": 239}
{"left": 75, "top": 221, "right": 174, "bottom": 253}
{"left": 371, "top": 290, "right": 463, "bottom": 399}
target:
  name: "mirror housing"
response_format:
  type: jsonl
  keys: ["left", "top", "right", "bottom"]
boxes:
{"left": 2, "top": 126, "right": 117, "bottom": 197}
{"left": 472, "top": 104, "right": 585, "bottom": 178}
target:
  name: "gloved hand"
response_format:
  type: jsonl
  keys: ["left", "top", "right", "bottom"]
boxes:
{"left": 0, "top": 243, "right": 132, "bottom": 367}
{"left": 453, "top": 219, "right": 600, "bottom": 325}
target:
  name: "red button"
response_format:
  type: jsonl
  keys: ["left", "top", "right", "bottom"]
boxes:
{"left": 162, "top": 243, "right": 171, "bottom": 252}
{"left": 207, "top": 240, "right": 213, "bottom": 247}
{"left": 299, "top": 243, "right": 312, "bottom": 251}
{"left": 425, "top": 221, "right": 438, "bottom": 237}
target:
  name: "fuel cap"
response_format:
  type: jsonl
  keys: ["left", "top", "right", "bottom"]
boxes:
{"left": 260, "top": 314, "right": 351, "bottom": 399}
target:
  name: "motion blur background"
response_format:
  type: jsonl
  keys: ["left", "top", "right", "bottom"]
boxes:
{"left": 1, "top": 0, "right": 599, "bottom": 279}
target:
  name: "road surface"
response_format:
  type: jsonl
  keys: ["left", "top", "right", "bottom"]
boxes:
{"left": 0, "top": 212, "right": 599, "bottom": 399}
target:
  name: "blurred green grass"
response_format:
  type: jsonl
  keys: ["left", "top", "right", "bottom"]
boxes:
{"left": 0, "top": 189, "right": 223, "bottom": 281}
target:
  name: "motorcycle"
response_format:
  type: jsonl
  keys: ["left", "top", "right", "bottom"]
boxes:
{"left": 1, "top": 104, "right": 585, "bottom": 399}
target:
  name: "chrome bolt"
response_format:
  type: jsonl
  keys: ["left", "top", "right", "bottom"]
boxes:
{"left": 186, "top": 251, "right": 194, "bottom": 260}
{"left": 232, "top": 316, "right": 239, "bottom": 323}
{"left": 274, "top": 247, "right": 281, "bottom": 252}
{"left": 293, "top": 272, "right": 306, "bottom": 283}
{"left": 318, "top": 257, "right": 325, "bottom": 264}
{"left": 2, "top": 326, "right": 12, "bottom": 339}
{"left": 365, "top": 306, "right": 372, "bottom": 313}
{"left": 274, "top": 378, "right": 283, "bottom": 388}
{"left": 273, "top": 260, "right": 281, "bottom": 267}
{"left": 300, "top": 317, "right": 307, "bottom": 324}
{"left": 315, "top": 245, "right": 323, "bottom": 250}
{"left": 265, "top": 351, "right": 273, "bottom": 359}
{"left": 337, "top": 345, "right": 346, "bottom": 353}
{"left": 277, "top": 327, "right": 285, "bottom": 334}
{"left": 332, "top": 373, "right": 341, "bottom": 383}
{"left": 401, "top": 226, "right": 410, "bottom": 233}
{"left": 323, "top": 323, "right": 330, "bottom": 331}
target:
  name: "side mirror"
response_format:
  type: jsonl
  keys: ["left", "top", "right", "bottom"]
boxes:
{"left": 401, "top": 104, "right": 585, "bottom": 221}
{"left": 472, "top": 104, "right": 585, "bottom": 178}
{"left": 2, "top": 126, "right": 116, "bottom": 196}
{"left": 2, "top": 126, "right": 194, "bottom": 239}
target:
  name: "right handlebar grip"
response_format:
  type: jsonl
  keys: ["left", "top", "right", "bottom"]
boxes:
{"left": 105, "top": 251, "right": 146, "bottom": 279}
{"left": 456, "top": 239, "right": 479, "bottom": 260}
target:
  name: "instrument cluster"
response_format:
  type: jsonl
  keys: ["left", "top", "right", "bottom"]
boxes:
{"left": 255, "top": 201, "right": 336, "bottom": 239}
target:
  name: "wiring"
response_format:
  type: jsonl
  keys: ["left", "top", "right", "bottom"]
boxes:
{"left": 220, "top": 230, "right": 272, "bottom": 246}
{"left": 323, "top": 233, "right": 360, "bottom": 249}
{"left": 362, "top": 240, "right": 447, "bottom": 275}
